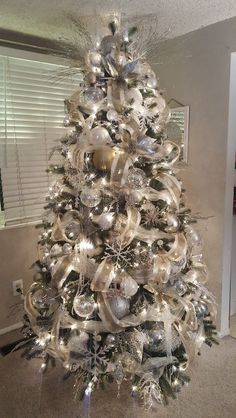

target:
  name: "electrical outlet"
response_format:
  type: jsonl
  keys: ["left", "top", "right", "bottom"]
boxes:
{"left": 12, "top": 279, "right": 23, "bottom": 297}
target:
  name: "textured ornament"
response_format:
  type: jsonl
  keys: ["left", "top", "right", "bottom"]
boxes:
{"left": 127, "top": 168, "right": 147, "bottom": 189}
{"left": 93, "top": 148, "right": 116, "bottom": 171}
{"left": 50, "top": 244, "right": 62, "bottom": 257}
{"left": 64, "top": 221, "right": 81, "bottom": 241}
{"left": 73, "top": 294, "right": 95, "bottom": 317}
{"left": 95, "top": 212, "right": 115, "bottom": 230}
{"left": 121, "top": 274, "right": 139, "bottom": 297}
{"left": 109, "top": 296, "right": 130, "bottom": 319}
{"left": 173, "top": 279, "right": 188, "bottom": 296}
{"left": 32, "top": 287, "right": 49, "bottom": 310}
{"left": 62, "top": 243, "right": 72, "bottom": 254}
{"left": 80, "top": 187, "right": 101, "bottom": 207}
{"left": 90, "top": 127, "right": 111, "bottom": 144}
{"left": 80, "top": 87, "right": 104, "bottom": 114}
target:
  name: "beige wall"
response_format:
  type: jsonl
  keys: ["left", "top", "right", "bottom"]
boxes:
{"left": 155, "top": 16, "right": 236, "bottom": 331}
{"left": 0, "top": 224, "right": 38, "bottom": 330}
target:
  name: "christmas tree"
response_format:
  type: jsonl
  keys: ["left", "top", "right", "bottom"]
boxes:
{"left": 23, "top": 18, "right": 218, "bottom": 408}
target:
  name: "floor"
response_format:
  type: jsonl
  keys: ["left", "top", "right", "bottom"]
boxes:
{"left": 0, "top": 336, "right": 236, "bottom": 418}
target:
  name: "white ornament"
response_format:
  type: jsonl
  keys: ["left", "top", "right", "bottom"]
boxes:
{"left": 96, "top": 212, "right": 114, "bottom": 230}
{"left": 121, "top": 274, "right": 139, "bottom": 297}
{"left": 127, "top": 168, "right": 147, "bottom": 189}
{"left": 90, "top": 127, "right": 112, "bottom": 144}
{"left": 109, "top": 296, "right": 130, "bottom": 319}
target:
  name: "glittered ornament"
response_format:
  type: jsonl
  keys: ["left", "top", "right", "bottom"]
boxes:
{"left": 62, "top": 243, "right": 72, "bottom": 254}
{"left": 73, "top": 294, "right": 95, "bottom": 317}
{"left": 80, "top": 87, "right": 104, "bottom": 114}
{"left": 121, "top": 274, "right": 139, "bottom": 297}
{"left": 173, "top": 279, "right": 188, "bottom": 296}
{"left": 90, "top": 127, "right": 111, "bottom": 144}
{"left": 109, "top": 296, "right": 130, "bottom": 319}
{"left": 32, "top": 287, "right": 49, "bottom": 310}
{"left": 93, "top": 148, "right": 116, "bottom": 171}
{"left": 127, "top": 168, "right": 147, "bottom": 189}
{"left": 95, "top": 212, "right": 115, "bottom": 230}
{"left": 105, "top": 334, "right": 116, "bottom": 348}
{"left": 64, "top": 221, "right": 81, "bottom": 241}
{"left": 50, "top": 244, "right": 62, "bottom": 257}
{"left": 80, "top": 187, "right": 101, "bottom": 207}
{"left": 68, "top": 332, "right": 89, "bottom": 352}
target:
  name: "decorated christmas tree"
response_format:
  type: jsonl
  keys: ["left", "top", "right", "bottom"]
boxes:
{"left": 23, "top": 18, "right": 218, "bottom": 408}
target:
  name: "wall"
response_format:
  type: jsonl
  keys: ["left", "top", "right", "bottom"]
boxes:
{"left": 0, "top": 224, "right": 38, "bottom": 331}
{"left": 154, "top": 16, "right": 236, "bottom": 333}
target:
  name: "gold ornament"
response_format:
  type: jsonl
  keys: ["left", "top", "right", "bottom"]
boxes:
{"left": 93, "top": 148, "right": 116, "bottom": 171}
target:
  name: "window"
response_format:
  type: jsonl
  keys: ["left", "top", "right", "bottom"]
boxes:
{"left": 0, "top": 49, "right": 81, "bottom": 227}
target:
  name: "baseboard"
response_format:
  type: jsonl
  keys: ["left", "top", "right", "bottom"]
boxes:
{"left": 0, "top": 321, "right": 23, "bottom": 336}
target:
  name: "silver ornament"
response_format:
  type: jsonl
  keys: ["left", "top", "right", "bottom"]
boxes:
{"left": 121, "top": 274, "right": 139, "bottom": 297}
{"left": 145, "top": 76, "right": 158, "bottom": 89}
{"left": 144, "top": 328, "right": 165, "bottom": 352}
{"left": 173, "top": 280, "right": 188, "bottom": 296}
{"left": 73, "top": 294, "right": 95, "bottom": 317}
{"left": 62, "top": 243, "right": 72, "bottom": 254}
{"left": 105, "top": 334, "right": 116, "bottom": 348}
{"left": 90, "top": 126, "right": 111, "bottom": 144}
{"left": 127, "top": 168, "right": 147, "bottom": 189}
{"left": 107, "top": 109, "right": 119, "bottom": 122}
{"left": 68, "top": 332, "right": 89, "bottom": 352}
{"left": 165, "top": 214, "right": 179, "bottom": 233}
{"left": 85, "top": 50, "right": 102, "bottom": 71}
{"left": 80, "top": 187, "right": 101, "bottom": 208}
{"left": 125, "top": 88, "right": 143, "bottom": 107}
{"left": 96, "top": 212, "right": 114, "bottom": 230}
{"left": 193, "top": 301, "right": 208, "bottom": 319}
{"left": 32, "top": 288, "right": 49, "bottom": 309}
{"left": 109, "top": 296, "right": 130, "bottom": 319}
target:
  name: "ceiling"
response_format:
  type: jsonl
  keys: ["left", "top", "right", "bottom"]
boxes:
{"left": 1, "top": 0, "right": 236, "bottom": 44}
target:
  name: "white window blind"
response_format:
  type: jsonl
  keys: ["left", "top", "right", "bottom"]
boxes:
{"left": 0, "top": 53, "right": 81, "bottom": 226}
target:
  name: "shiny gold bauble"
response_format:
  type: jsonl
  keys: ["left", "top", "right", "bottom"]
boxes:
{"left": 93, "top": 148, "right": 116, "bottom": 171}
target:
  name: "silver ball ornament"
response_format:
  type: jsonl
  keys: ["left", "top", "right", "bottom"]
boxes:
{"left": 107, "top": 109, "right": 119, "bottom": 122}
{"left": 73, "top": 294, "right": 95, "bottom": 317}
{"left": 127, "top": 168, "right": 147, "bottom": 189}
{"left": 80, "top": 187, "right": 101, "bottom": 208}
{"left": 64, "top": 222, "right": 80, "bottom": 241}
{"left": 165, "top": 214, "right": 179, "bottom": 233}
{"left": 50, "top": 244, "right": 62, "bottom": 257}
{"left": 68, "top": 332, "right": 89, "bottom": 352}
{"left": 109, "top": 296, "right": 130, "bottom": 319}
{"left": 173, "top": 280, "right": 188, "bottom": 296}
{"left": 193, "top": 301, "right": 208, "bottom": 319}
{"left": 96, "top": 212, "right": 114, "bottom": 230}
{"left": 62, "top": 243, "right": 72, "bottom": 254}
{"left": 144, "top": 328, "right": 165, "bottom": 352}
{"left": 105, "top": 334, "right": 116, "bottom": 348}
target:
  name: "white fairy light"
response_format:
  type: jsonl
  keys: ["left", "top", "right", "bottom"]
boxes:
{"left": 79, "top": 239, "right": 94, "bottom": 251}
{"left": 40, "top": 362, "right": 46, "bottom": 371}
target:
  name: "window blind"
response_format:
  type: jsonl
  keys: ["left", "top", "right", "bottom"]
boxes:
{"left": 0, "top": 55, "right": 81, "bottom": 226}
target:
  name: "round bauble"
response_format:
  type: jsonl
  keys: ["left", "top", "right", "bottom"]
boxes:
{"left": 105, "top": 334, "right": 116, "bottom": 348}
{"left": 64, "top": 221, "right": 80, "bottom": 241}
{"left": 80, "top": 187, "right": 101, "bottom": 208}
{"left": 93, "top": 148, "right": 116, "bottom": 171}
{"left": 109, "top": 296, "right": 130, "bottom": 319}
{"left": 165, "top": 214, "right": 179, "bottom": 233}
{"left": 50, "top": 244, "right": 62, "bottom": 257}
{"left": 90, "top": 127, "right": 111, "bottom": 145}
{"left": 121, "top": 274, "right": 139, "bottom": 297}
{"left": 73, "top": 294, "right": 95, "bottom": 317}
{"left": 127, "top": 168, "right": 147, "bottom": 189}
{"left": 32, "top": 287, "right": 49, "bottom": 310}
{"left": 107, "top": 109, "right": 119, "bottom": 122}
{"left": 146, "top": 76, "right": 158, "bottom": 89}
{"left": 144, "top": 328, "right": 165, "bottom": 352}
{"left": 85, "top": 50, "right": 102, "bottom": 72}
{"left": 125, "top": 87, "right": 143, "bottom": 107}
{"left": 79, "top": 87, "right": 104, "bottom": 114}
{"left": 193, "top": 301, "right": 208, "bottom": 319}
{"left": 173, "top": 279, "right": 188, "bottom": 296}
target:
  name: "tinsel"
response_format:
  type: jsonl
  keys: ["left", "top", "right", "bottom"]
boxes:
{"left": 23, "top": 16, "right": 218, "bottom": 409}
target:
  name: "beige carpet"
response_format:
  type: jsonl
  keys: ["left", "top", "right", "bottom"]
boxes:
{"left": 0, "top": 336, "right": 235, "bottom": 418}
